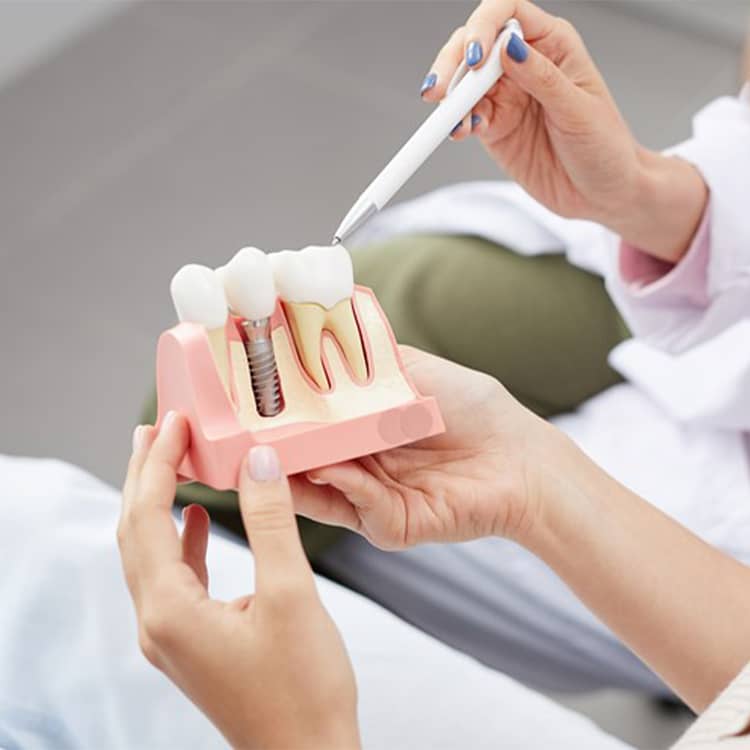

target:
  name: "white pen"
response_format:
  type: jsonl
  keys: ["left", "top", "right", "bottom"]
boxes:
{"left": 333, "top": 19, "right": 523, "bottom": 245}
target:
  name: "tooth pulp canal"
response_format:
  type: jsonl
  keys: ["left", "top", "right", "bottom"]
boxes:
{"left": 222, "top": 247, "right": 284, "bottom": 417}
{"left": 170, "top": 264, "right": 231, "bottom": 397}
{"left": 270, "top": 245, "right": 368, "bottom": 391}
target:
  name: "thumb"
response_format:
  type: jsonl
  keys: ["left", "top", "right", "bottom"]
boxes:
{"left": 501, "top": 32, "right": 585, "bottom": 123}
{"left": 238, "top": 445, "right": 314, "bottom": 597}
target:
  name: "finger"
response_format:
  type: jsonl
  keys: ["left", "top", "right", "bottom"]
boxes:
{"left": 501, "top": 27, "right": 586, "bottom": 124}
{"left": 462, "top": 0, "right": 562, "bottom": 72}
{"left": 475, "top": 0, "right": 558, "bottom": 44}
{"left": 307, "top": 460, "right": 388, "bottom": 518}
{"left": 290, "top": 476, "right": 363, "bottom": 533}
{"left": 449, "top": 112, "right": 473, "bottom": 142}
{"left": 307, "top": 460, "right": 403, "bottom": 546}
{"left": 464, "top": 2, "right": 503, "bottom": 70}
{"left": 421, "top": 26, "right": 465, "bottom": 102}
{"left": 122, "top": 424, "right": 156, "bottom": 505}
{"left": 181, "top": 504, "right": 210, "bottom": 589}
{"left": 238, "top": 445, "right": 315, "bottom": 599}
{"left": 471, "top": 98, "right": 492, "bottom": 135}
{"left": 124, "top": 412, "right": 190, "bottom": 576}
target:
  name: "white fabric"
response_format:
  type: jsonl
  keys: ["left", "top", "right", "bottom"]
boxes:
{"left": 0, "top": 455, "right": 631, "bottom": 750}
{"left": 350, "top": 85, "right": 750, "bottom": 433}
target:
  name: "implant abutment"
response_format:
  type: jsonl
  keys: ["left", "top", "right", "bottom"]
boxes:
{"left": 242, "top": 318, "right": 284, "bottom": 417}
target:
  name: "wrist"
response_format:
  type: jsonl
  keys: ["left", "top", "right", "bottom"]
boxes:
{"left": 512, "top": 425, "right": 607, "bottom": 557}
{"left": 602, "top": 147, "right": 708, "bottom": 264}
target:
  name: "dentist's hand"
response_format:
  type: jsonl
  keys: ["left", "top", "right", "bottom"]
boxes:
{"left": 118, "top": 414, "right": 360, "bottom": 750}
{"left": 293, "top": 347, "right": 554, "bottom": 549}
{"left": 422, "top": 0, "right": 707, "bottom": 262}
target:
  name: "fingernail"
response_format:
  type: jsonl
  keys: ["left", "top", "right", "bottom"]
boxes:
{"left": 181, "top": 506, "right": 188, "bottom": 523}
{"left": 507, "top": 33, "right": 528, "bottom": 63}
{"left": 466, "top": 40, "right": 483, "bottom": 66}
{"left": 132, "top": 425, "right": 145, "bottom": 453}
{"left": 248, "top": 445, "right": 281, "bottom": 482}
{"left": 162, "top": 410, "right": 177, "bottom": 431}
{"left": 471, "top": 113, "right": 481, "bottom": 129}
{"left": 307, "top": 473, "right": 328, "bottom": 486}
{"left": 420, "top": 72, "right": 437, "bottom": 96}
{"left": 450, "top": 121, "right": 462, "bottom": 136}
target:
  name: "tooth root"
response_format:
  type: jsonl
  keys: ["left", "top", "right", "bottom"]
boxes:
{"left": 206, "top": 327, "right": 232, "bottom": 400}
{"left": 283, "top": 302, "right": 329, "bottom": 391}
{"left": 325, "top": 299, "right": 368, "bottom": 383}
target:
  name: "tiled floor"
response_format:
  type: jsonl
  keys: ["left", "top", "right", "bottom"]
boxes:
{"left": 1, "top": 2, "right": 746, "bottom": 747}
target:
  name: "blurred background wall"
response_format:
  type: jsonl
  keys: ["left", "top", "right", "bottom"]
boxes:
{"left": 1, "top": 2, "right": 748, "bottom": 747}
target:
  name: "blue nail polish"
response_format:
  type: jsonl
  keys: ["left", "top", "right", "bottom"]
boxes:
{"left": 471, "top": 114, "right": 481, "bottom": 128}
{"left": 507, "top": 33, "right": 528, "bottom": 63}
{"left": 466, "top": 41, "right": 483, "bottom": 67}
{"left": 420, "top": 72, "right": 437, "bottom": 95}
{"left": 450, "top": 121, "right": 462, "bottom": 136}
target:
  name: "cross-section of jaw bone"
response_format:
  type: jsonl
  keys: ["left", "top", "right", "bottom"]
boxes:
{"left": 270, "top": 245, "right": 368, "bottom": 391}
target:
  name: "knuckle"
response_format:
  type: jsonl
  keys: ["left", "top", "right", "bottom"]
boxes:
{"left": 244, "top": 502, "right": 295, "bottom": 535}
{"left": 538, "top": 59, "right": 559, "bottom": 92}
{"left": 267, "top": 574, "right": 313, "bottom": 608}
{"left": 555, "top": 16, "right": 577, "bottom": 38}
{"left": 140, "top": 606, "right": 174, "bottom": 647}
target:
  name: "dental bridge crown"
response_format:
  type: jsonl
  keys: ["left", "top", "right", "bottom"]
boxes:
{"left": 162, "top": 243, "right": 445, "bottom": 489}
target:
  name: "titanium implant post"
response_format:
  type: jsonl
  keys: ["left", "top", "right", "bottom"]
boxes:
{"left": 243, "top": 318, "right": 283, "bottom": 417}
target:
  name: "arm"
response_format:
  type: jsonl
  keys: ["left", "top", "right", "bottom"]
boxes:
{"left": 526, "top": 427, "right": 750, "bottom": 712}
{"left": 295, "top": 347, "right": 750, "bottom": 712}
{"left": 608, "top": 149, "right": 708, "bottom": 264}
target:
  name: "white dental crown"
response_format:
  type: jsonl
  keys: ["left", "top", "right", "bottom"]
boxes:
{"left": 170, "top": 264, "right": 228, "bottom": 330}
{"left": 270, "top": 244, "right": 353, "bottom": 310}
{"left": 223, "top": 247, "right": 278, "bottom": 321}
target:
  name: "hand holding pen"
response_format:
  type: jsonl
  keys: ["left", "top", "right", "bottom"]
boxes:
{"left": 421, "top": 0, "right": 707, "bottom": 263}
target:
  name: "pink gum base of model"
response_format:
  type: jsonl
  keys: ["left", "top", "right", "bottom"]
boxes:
{"left": 155, "top": 285, "right": 445, "bottom": 490}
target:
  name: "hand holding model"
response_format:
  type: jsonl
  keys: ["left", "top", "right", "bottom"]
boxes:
{"left": 118, "top": 415, "right": 360, "bottom": 750}
{"left": 294, "top": 346, "right": 551, "bottom": 546}
{"left": 422, "top": 0, "right": 708, "bottom": 262}
{"left": 297, "top": 346, "right": 750, "bottom": 712}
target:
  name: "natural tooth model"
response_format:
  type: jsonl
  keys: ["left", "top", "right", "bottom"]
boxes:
{"left": 270, "top": 244, "right": 368, "bottom": 391}
{"left": 222, "top": 247, "right": 284, "bottom": 417}
{"left": 170, "top": 264, "right": 231, "bottom": 396}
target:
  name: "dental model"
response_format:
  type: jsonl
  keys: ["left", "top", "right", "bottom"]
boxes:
{"left": 222, "top": 247, "right": 284, "bottom": 417}
{"left": 156, "top": 243, "right": 444, "bottom": 489}
{"left": 270, "top": 244, "right": 368, "bottom": 391}
{"left": 169, "top": 264, "right": 231, "bottom": 396}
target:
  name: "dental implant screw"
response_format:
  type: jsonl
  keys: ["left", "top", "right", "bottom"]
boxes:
{"left": 243, "top": 318, "right": 283, "bottom": 417}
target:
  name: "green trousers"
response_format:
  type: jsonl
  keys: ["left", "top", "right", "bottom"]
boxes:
{"left": 141, "top": 235, "right": 629, "bottom": 558}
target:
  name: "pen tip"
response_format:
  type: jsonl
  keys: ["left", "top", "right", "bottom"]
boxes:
{"left": 332, "top": 236, "right": 341, "bottom": 245}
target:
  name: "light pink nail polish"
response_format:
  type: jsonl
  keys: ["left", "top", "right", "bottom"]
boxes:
{"left": 162, "top": 411, "right": 177, "bottom": 430}
{"left": 248, "top": 445, "right": 282, "bottom": 482}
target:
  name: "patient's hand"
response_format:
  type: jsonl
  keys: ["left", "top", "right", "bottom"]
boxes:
{"left": 118, "top": 415, "right": 360, "bottom": 750}
{"left": 423, "top": 0, "right": 707, "bottom": 264}
{"left": 293, "top": 346, "right": 554, "bottom": 548}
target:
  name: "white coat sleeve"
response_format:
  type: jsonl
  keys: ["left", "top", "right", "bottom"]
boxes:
{"left": 605, "top": 85, "right": 750, "bottom": 430}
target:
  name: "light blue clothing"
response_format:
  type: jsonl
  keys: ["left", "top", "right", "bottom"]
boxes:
{"left": 0, "top": 455, "right": 631, "bottom": 750}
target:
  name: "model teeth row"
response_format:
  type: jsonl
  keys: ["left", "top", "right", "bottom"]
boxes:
{"left": 170, "top": 245, "right": 368, "bottom": 397}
